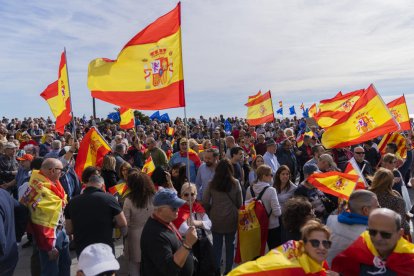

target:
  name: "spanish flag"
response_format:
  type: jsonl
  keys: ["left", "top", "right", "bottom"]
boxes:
{"left": 166, "top": 126, "right": 175, "bottom": 136}
{"left": 307, "top": 171, "right": 359, "bottom": 200}
{"left": 314, "top": 89, "right": 364, "bottom": 128}
{"left": 228, "top": 240, "right": 328, "bottom": 275}
{"left": 142, "top": 156, "right": 156, "bottom": 176}
{"left": 377, "top": 132, "right": 407, "bottom": 159}
{"left": 332, "top": 231, "right": 414, "bottom": 275}
{"left": 245, "top": 91, "right": 274, "bottom": 126}
{"left": 344, "top": 159, "right": 367, "bottom": 190}
{"left": 40, "top": 51, "right": 72, "bottom": 134}
{"left": 308, "top": 103, "right": 318, "bottom": 118}
{"left": 74, "top": 127, "right": 111, "bottom": 179}
{"left": 321, "top": 84, "right": 399, "bottom": 149}
{"left": 119, "top": 107, "right": 135, "bottom": 129}
{"left": 387, "top": 95, "right": 410, "bottom": 131}
{"left": 88, "top": 3, "right": 185, "bottom": 110}
{"left": 21, "top": 170, "right": 67, "bottom": 251}
{"left": 108, "top": 182, "right": 130, "bottom": 197}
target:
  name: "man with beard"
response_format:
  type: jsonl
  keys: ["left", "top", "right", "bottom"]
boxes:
{"left": 195, "top": 148, "right": 219, "bottom": 200}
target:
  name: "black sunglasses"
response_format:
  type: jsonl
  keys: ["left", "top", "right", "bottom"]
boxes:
{"left": 355, "top": 152, "right": 365, "bottom": 154}
{"left": 368, "top": 228, "right": 393, "bottom": 239}
{"left": 304, "top": 239, "right": 332, "bottom": 249}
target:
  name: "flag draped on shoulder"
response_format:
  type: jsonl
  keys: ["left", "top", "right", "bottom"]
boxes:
{"left": 119, "top": 107, "right": 135, "bottom": 129}
{"left": 307, "top": 171, "right": 359, "bottom": 200}
{"left": 314, "top": 89, "right": 364, "bottom": 128}
{"left": 245, "top": 91, "right": 274, "bottom": 126}
{"left": 40, "top": 51, "right": 72, "bottom": 134}
{"left": 377, "top": 132, "right": 407, "bottom": 159}
{"left": 387, "top": 95, "right": 411, "bottom": 131}
{"left": 74, "top": 127, "right": 111, "bottom": 179}
{"left": 332, "top": 231, "right": 414, "bottom": 275}
{"left": 228, "top": 240, "right": 328, "bottom": 275}
{"left": 321, "top": 84, "right": 399, "bottom": 149}
{"left": 20, "top": 170, "right": 67, "bottom": 251}
{"left": 88, "top": 3, "right": 184, "bottom": 110}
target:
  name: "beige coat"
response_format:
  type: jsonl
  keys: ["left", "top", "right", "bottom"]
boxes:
{"left": 123, "top": 197, "right": 154, "bottom": 262}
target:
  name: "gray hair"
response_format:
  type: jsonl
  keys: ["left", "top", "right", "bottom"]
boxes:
{"left": 88, "top": 175, "right": 104, "bottom": 186}
{"left": 348, "top": 190, "right": 377, "bottom": 214}
{"left": 51, "top": 140, "right": 62, "bottom": 150}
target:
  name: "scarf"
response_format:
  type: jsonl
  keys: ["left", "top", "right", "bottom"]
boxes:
{"left": 337, "top": 211, "right": 368, "bottom": 225}
{"left": 173, "top": 201, "right": 205, "bottom": 229}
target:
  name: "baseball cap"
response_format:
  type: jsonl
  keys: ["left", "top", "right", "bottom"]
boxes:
{"left": 17, "top": 154, "right": 34, "bottom": 161}
{"left": 153, "top": 189, "right": 186, "bottom": 209}
{"left": 180, "top": 138, "right": 188, "bottom": 144}
{"left": 78, "top": 243, "right": 119, "bottom": 276}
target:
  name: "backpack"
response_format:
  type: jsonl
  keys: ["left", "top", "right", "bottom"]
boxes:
{"left": 235, "top": 186, "right": 272, "bottom": 263}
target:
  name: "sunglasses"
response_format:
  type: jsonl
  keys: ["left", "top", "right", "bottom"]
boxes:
{"left": 355, "top": 152, "right": 365, "bottom": 155}
{"left": 183, "top": 193, "right": 196, "bottom": 197}
{"left": 368, "top": 228, "right": 393, "bottom": 239}
{"left": 304, "top": 239, "right": 332, "bottom": 249}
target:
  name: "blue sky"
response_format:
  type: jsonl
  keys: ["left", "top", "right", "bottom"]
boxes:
{"left": 1, "top": 0, "right": 414, "bottom": 120}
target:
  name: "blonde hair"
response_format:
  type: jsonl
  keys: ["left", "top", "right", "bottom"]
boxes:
{"left": 102, "top": 155, "right": 116, "bottom": 171}
{"left": 369, "top": 168, "right": 397, "bottom": 196}
{"left": 300, "top": 219, "right": 331, "bottom": 241}
{"left": 256, "top": 164, "right": 272, "bottom": 181}
{"left": 180, "top": 182, "right": 197, "bottom": 196}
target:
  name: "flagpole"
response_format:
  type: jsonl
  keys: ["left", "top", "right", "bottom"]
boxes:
{"left": 179, "top": 2, "right": 193, "bottom": 224}
{"left": 268, "top": 90, "right": 276, "bottom": 124}
{"left": 64, "top": 47, "right": 77, "bottom": 140}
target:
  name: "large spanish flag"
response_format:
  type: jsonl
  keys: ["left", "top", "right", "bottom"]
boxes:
{"left": 321, "top": 84, "right": 399, "bottom": 149}
{"left": 74, "top": 127, "right": 111, "bottom": 179}
{"left": 377, "top": 132, "right": 407, "bottom": 159}
{"left": 308, "top": 103, "right": 318, "bottom": 118}
{"left": 228, "top": 240, "right": 328, "bottom": 275}
{"left": 119, "top": 107, "right": 135, "bottom": 129}
{"left": 21, "top": 170, "right": 67, "bottom": 251}
{"left": 40, "top": 51, "right": 72, "bottom": 134}
{"left": 307, "top": 171, "right": 359, "bottom": 200}
{"left": 332, "top": 231, "right": 414, "bottom": 275}
{"left": 387, "top": 95, "right": 410, "bottom": 131}
{"left": 88, "top": 3, "right": 184, "bottom": 110}
{"left": 314, "top": 89, "right": 364, "bottom": 128}
{"left": 245, "top": 91, "right": 274, "bottom": 126}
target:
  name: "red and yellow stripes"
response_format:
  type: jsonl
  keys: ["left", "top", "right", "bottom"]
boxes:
{"left": 74, "top": 127, "right": 111, "bottom": 179}
{"left": 307, "top": 171, "right": 359, "bottom": 200}
{"left": 245, "top": 91, "right": 274, "bottom": 126}
{"left": 142, "top": 156, "right": 156, "bottom": 176}
{"left": 119, "top": 107, "right": 135, "bottom": 129}
{"left": 321, "top": 84, "right": 399, "bottom": 149}
{"left": 378, "top": 132, "right": 407, "bottom": 159}
{"left": 40, "top": 52, "right": 72, "bottom": 134}
{"left": 88, "top": 3, "right": 185, "bottom": 110}
{"left": 387, "top": 95, "right": 410, "bottom": 131}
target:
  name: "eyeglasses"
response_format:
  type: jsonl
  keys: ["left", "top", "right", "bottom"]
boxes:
{"left": 354, "top": 152, "right": 365, "bottom": 155}
{"left": 304, "top": 239, "right": 332, "bottom": 249}
{"left": 368, "top": 228, "right": 393, "bottom": 239}
{"left": 183, "top": 193, "right": 196, "bottom": 197}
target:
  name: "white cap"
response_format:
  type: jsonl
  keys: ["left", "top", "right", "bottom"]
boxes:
{"left": 78, "top": 243, "right": 119, "bottom": 276}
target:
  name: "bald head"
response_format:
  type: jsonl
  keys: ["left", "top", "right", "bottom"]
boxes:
{"left": 41, "top": 158, "right": 63, "bottom": 182}
{"left": 348, "top": 190, "right": 379, "bottom": 216}
{"left": 369, "top": 208, "right": 401, "bottom": 231}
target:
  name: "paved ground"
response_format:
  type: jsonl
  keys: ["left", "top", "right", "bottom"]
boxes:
{"left": 13, "top": 186, "right": 414, "bottom": 276}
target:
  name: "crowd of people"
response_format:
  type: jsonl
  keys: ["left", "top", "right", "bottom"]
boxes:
{"left": 1, "top": 113, "right": 414, "bottom": 275}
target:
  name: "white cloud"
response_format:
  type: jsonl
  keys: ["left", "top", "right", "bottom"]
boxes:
{"left": 0, "top": 0, "right": 414, "bottom": 120}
